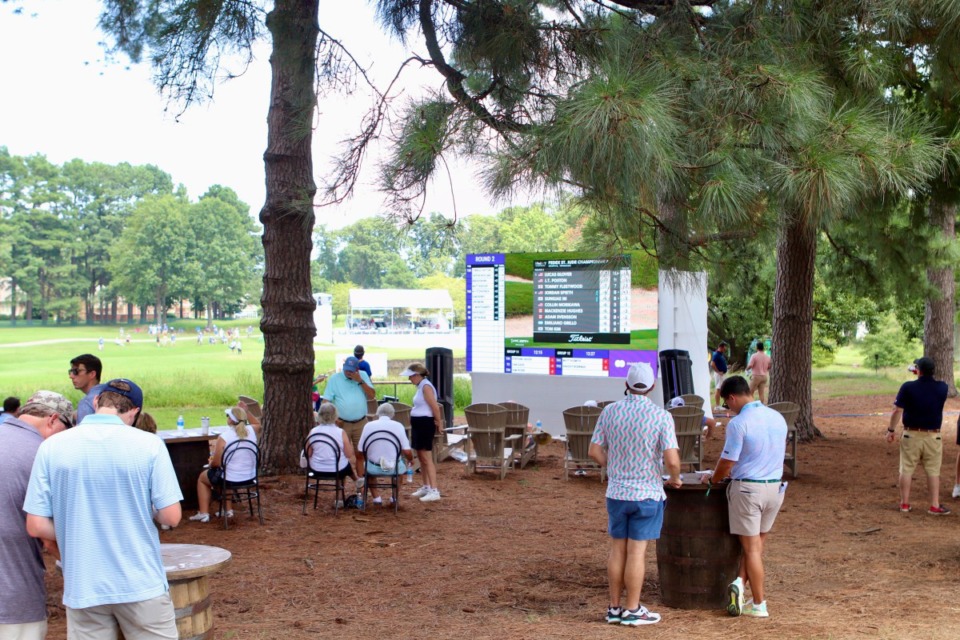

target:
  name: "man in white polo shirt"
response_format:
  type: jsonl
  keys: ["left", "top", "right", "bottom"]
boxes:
{"left": 705, "top": 375, "right": 788, "bottom": 619}
{"left": 24, "top": 379, "right": 182, "bottom": 639}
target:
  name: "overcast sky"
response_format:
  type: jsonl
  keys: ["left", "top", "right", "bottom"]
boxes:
{"left": 0, "top": 1, "right": 529, "bottom": 228}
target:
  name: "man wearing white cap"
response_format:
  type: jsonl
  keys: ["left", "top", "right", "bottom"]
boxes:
{"left": 589, "top": 362, "right": 681, "bottom": 626}
{"left": 0, "top": 391, "right": 73, "bottom": 640}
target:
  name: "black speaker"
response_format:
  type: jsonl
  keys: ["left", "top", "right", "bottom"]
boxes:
{"left": 425, "top": 346, "right": 454, "bottom": 429}
{"left": 659, "top": 349, "right": 694, "bottom": 401}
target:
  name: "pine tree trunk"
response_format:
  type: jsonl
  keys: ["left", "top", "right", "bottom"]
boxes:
{"left": 770, "top": 212, "right": 822, "bottom": 441}
{"left": 923, "top": 196, "right": 957, "bottom": 396}
{"left": 258, "top": 0, "right": 320, "bottom": 474}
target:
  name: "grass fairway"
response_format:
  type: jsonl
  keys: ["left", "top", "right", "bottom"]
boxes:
{"left": 0, "top": 322, "right": 431, "bottom": 429}
{"left": 0, "top": 327, "right": 928, "bottom": 428}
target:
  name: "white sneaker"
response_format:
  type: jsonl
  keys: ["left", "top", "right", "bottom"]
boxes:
{"left": 214, "top": 510, "right": 234, "bottom": 518}
{"left": 420, "top": 489, "right": 441, "bottom": 503}
{"left": 952, "top": 484, "right": 960, "bottom": 499}
{"left": 411, "top": 486, "right": 430, "bottom": 498}
{"left": 189, "top": 512, "right": 210, "bottom": 523}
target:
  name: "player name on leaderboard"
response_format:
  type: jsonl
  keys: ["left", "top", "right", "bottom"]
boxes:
{"left": 466, "top": 254, "right": 506, "bottom": 373}
{"left": 533, "top": 257, "right": 632, "bottom": 344}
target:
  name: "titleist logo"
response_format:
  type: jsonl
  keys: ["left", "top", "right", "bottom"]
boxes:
{"left": 568, "top": 334, "right": 594, "bottom": 343}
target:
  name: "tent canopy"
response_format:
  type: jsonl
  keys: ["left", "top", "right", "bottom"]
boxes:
{"left": 349, "top": 289, "right": 453, "bottom": 311}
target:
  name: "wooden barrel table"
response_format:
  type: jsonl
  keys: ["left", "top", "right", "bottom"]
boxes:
{"left": 161, "top": 543, "right": 232, "bottom": 639}
{"left": 656, "top": 482, "right": 742, "bottom": 609}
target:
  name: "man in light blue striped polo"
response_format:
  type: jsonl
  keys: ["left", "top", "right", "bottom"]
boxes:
{"left": 24, "top": 379, "right": 183, "bottom": 639}
{"left": 589, "top": 362, "right": 681, "bottom": 627}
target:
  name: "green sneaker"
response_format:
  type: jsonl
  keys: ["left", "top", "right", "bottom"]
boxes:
{"left": 742, "top": 599, "right": 769, "bottom": 618}
{"left": 726, "top": 578, "right": 744, "bottom": 617}
{"left": 605, "top": 606, "right": 622, "bottom": 624}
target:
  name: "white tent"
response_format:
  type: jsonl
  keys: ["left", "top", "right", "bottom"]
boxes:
{"left": 349, "top": 289, "right": 454, "bottom": 331}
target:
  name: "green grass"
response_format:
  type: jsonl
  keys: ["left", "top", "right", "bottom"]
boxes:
{"left": 0, "top": 323, "right": 463, "bottom": 428}
{"left": 505, "top": 281, "right": 534, "bottom": 317}
{"left": 811, "top": 344, "right": 928, "bottom": 399}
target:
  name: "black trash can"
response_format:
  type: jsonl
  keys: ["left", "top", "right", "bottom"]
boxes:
{"left": 425, "top": 347, "right": 454, "bottom": 430}
{"left": 659, "top": 349, "right": 694, "bottom": 401}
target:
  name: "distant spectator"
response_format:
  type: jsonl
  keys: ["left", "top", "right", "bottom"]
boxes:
{"left": 886, "top": 356, "right": 950, "bottom": 515}
{"left": 710, "top": 342, "right": 729, "bottom": 411}
{"left": 667, "top": 396, "right": 721, "bottom": 438}
{"left": 746, "top": 342, "right": 772, "bottom": 404}
{"left": 354, "top": 345, "right": 372, "bottom": 377}
{"left": 134, "top": 412, "right": 158, "bottom": 434}
{"left": 1, "top": 396, "right": 20, "bottom": 425}
{"left": 69, "top": 354, "right": 103, "bottom": 423}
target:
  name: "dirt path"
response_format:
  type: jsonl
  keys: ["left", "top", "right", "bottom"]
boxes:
{"left": 41, "top": 394, "right": 960, "bottom": 639}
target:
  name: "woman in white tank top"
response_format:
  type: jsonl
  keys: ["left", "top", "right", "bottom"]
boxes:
{"left": 402, "top": 363, "right": 444, "bottom": 503}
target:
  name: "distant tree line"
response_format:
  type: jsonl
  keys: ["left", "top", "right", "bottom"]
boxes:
{"left": 0, "top": 148, "right": 262, "bottom": 326}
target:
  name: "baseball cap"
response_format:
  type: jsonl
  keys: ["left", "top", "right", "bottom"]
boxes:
{"left": 914, "top": 357, "right": 935, "bottom": 376}
{"left": 668, "top": 396, "right": 685, "bottom": 409}
{"left": 354, "top": 345, "right": 365, "bottom": 357}
{"left": 101, "top": 378, "right": 144, "bottom": 409}
{"left": 343, "top": 356, "right": 360, "bottom": 373}
{"left": 20, "top": 390, "right": 75, "bottom": 425}
{"left": 626, "top": 362, "right": 655, "bottom": 391}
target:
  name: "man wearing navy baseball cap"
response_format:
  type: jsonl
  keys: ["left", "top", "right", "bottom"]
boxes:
{"left": 886, "top": 356, "right": 950, "bottom": 515}
{"left": 24, "top": 378, "right": 183, "bottom": 638}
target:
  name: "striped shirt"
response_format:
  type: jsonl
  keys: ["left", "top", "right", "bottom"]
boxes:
{"left": 23, "top": 414, "right": 182, "bottom": 609}
{"left": 591, "top": 394, "right": 679, "bottom": 501}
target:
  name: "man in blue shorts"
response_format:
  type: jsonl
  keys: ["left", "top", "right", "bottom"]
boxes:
{"left": 706, "top": 375, "right": 787, "bottom": 619}
{"left": 589, "top": 362, "right": 681, "bottom": 626}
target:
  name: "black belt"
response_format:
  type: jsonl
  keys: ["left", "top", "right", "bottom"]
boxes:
{"left": 341, "top": 417, "right": 366, "bottom": 424}
{"left": 733, "top": 478, "right": 781, "bottom": 483}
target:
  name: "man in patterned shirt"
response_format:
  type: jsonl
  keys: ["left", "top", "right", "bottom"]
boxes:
{"left": 589, "top": 362, "right": 681, "bottom": 626}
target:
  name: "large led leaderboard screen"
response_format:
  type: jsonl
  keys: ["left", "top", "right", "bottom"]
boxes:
{"left": 466, "top": 252, "right": 658, "bottom": 378}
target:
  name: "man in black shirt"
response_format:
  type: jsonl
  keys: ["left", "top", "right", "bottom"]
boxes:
{"left": 886, "top": 357, "right": 950, "bottom": 515}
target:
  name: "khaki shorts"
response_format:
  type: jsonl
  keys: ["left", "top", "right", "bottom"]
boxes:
{"left": 727, "top": 480, "right": 785, "bottom": 537}
{"left": 66, "top": 593, "right": 176, "bottom": 640}
{"left": 712, "top": 371, "right": 726, "bottom": 389}
{"left": 749, "top": 374, "right": 768, "bottom": 395}
{"left": 339, "top": 417, "right": 368, "bottom": 452}
{"left": 0, "top": 620, "right": 47, "bottom": 640}
{"left": 899, "top": 430, "right": 942, "bottom": 476}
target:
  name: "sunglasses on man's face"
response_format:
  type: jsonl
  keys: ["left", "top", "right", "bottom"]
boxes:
{"left": 68, "top": 368, "right": 87, "bottom": 376}
{"left": 721, "top": 400, "right": 730, "bottom": 409}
